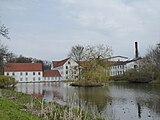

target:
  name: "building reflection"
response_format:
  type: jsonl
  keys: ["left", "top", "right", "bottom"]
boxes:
{"left": 16, "top": 82, "right": 160, "bottom": 120}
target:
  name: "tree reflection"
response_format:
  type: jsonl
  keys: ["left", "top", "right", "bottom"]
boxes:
{"left": 65, "top": 86, "right": 111, "bottom": 115}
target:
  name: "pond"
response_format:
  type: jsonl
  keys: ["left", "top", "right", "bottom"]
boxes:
{"left": 15, "top": 82, "right": 160, "bottom": 120}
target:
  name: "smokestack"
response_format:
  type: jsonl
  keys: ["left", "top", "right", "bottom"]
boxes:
{"left": 135, "top": 42, "right": 139, "bottom": 58}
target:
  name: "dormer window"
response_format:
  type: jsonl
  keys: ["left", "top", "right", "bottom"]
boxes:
{"left": 68, "top": 61, "right": 70, "bottom": 64}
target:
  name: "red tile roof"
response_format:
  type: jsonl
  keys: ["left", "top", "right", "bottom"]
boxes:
{"left": 52, "top": 58, "right": 69, "bottom": 68}
{"left": 4, "top": 63, "right": 43, "bottom": 72}
{"left": 43, "top": 70, "right": 61, "bottom": 77}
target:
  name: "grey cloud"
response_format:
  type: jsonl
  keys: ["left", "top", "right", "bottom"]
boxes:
{"left": 1, "top": 0, "right": 160, "bottom": 60}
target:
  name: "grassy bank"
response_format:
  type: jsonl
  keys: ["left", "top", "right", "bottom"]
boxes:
{"left": 0, "top": 97, "right": 40, "bottom": 120}
{"left": 0, "top": 89, "right": 103, "bottom": 120}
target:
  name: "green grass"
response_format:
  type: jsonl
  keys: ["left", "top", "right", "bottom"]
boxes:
{"left": 0, "top": 97, "right": 41, "bottom": 120}
{"left": 0, "top": 89, "right": 104, "bottom": 120}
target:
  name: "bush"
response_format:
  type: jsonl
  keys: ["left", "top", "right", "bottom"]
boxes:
{"left": 0, "top": 75, "right": 17, "bottom": 88}
{"left": 110, "top": 69, "right": 152, "bottom": 83}
{"left": 110, "top": 75, "right": 126, "bottom": 81}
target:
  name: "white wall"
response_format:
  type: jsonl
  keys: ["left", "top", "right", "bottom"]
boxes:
{"left": 126, "top": 60, "right": 140, "bottom": 70}
{"left": 110, "top": 64, "right": 127, "bottom": 76}
{"left": 63, "top": 58, "right": 78, "bottom": 80}
{"left": 4, "top": 71, "right": 43, "bottom": 82}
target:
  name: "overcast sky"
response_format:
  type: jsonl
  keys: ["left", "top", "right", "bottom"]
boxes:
{"left": 0, "top": 0, "right": 160, "bottom": 61}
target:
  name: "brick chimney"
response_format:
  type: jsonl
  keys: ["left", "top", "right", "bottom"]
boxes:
{"left": 135, "top": 42, "right": 139, "bottom": 58}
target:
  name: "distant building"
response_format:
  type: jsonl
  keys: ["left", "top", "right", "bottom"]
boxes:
{"left": 109, "top": 56, "right": 142, "bottom": 76}
{"left": 4, "top": 63, "right": 63, "bottom": 82}
{"left": 110, "top": 61, "right": 127, "bottom": 76}
{"left": 107, "top": 56, "right": 128, "bottom": 76}
{"left": 109, "top": 42, "right": 142, "bottom": 76}
{"left": 51, "top": 58, "right": 78, "bottom": 80}
{"left": 4, "top": 42, "right": 142, "bottom": 81}
{"left": 4, "top": 63, "right": 43, "bottom": 82}
{"left": 126, "top": 57, "right": 142, "bottom": 70}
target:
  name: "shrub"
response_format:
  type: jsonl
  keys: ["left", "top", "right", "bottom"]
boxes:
{"left": 0, "top": 75, "right": 17, "bottom": 88}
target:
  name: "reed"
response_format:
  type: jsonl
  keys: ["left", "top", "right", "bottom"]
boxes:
{"left": 0, "top": 89, "right": 104, "bottom": 120}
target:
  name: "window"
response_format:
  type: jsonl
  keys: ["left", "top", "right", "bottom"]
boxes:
{"left": 68, "top": 61, "right": 70, "bottom": 64}
{"left": 12, "top": 72, "right": 15, "bottom": 76}
{"left": 134, "top": 65, "right": 137, "bottom": 69}
{"left": 20, "top": 72, "right": 23, "bottom": 76}
{"left": 38, "top": 72, "right": 41, "bottom": 75}
{"left": 7, "top": 73, "right": 9, "bottom": 75}
{"left": 66, "top": 71, "right": 68, "bottom": 74}
{"left": 33, "top": 77, "right": 35, "bottom": 81}
{"left": 48, "top": 77, "right": 50, "bottom": 80}
{"left": 38, "top": 77, "right": 41, "bottom": 81}
{"left": 66, "top": 66, "right": 68, "bottom": 69}
{"left": 26, "top": 78, "right": 28, "bottom": 81}
{"left": 20, "top": 78, "right": 23, "bottom": 81}
{"left": 26, "top": 72, "right": 28, "bottom": 75}
{"left": 33, "top": 72, "right": 35, "bottom": 75}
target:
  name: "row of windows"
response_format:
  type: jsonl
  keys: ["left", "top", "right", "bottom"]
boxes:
{"left": 112, "top": 65, "right": 125, "bottom": 69}
{"left": 44, "top": 77, "right": 60, "bottom": 80}
{"left": 111, "top": 71, "right": 124, "bottom": 75}
{"left": 20, "top": 77, "right": 41, "bottom": 81}
{"left": 19, "top": 77, "right": 61, "bottom": 81}
{"left": 6, "top": 72, "right": 41, "bottom": 76}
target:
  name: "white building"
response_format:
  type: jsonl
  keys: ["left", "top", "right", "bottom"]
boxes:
{"left": 51, "top": 58, "right": 78, "bottom": 80}
{"left": 107, "top": 56, "right": 128, "bottom": 76}
{"left": 4, "top": 63, "right": 43, "bottom": 82}
{"left": 110, "top": 61, "right": 127, "bottom": 76}
{"left": 109, "top": 56, "right": 142, "bottom": 76}
{"left": 51, "top": 56, "right": 141, "bottom": 78}
{"left": 126, "top": 57, "right": 142, "bottom": 70}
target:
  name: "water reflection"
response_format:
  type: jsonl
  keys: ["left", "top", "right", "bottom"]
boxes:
{"left": 16, "top": 82, "right": 160, "bottom": 120}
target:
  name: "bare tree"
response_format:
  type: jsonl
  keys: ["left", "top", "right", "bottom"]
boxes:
{"left": 0, "top": 24, "right": 10, "bottom": 39}
{"left": 82, "top": 44, "right": 112, "bottom": 82}
{"left": 68, "top": 45, "right": 84, "bottom": 61}
{"left": 140, "top": 43, "right": 160, "bottom": 81}
{"left": 0, "top": 21, "right": 10, "bottom": 70}
{"left": 68, "top": 45, "right": 85, "bottom": 80}
{"left": 69, "top": 44, "right": 112, "bottom": 82}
